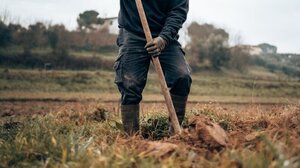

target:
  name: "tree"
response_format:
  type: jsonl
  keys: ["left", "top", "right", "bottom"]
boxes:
{"left": 77, "top": 10, "right": 104, "bottom": 31}
{"left": 209, "top": 39, "right": 230, "bottom": 71}
{"left": 47, "top": 24, "right": 70, "bottom": 53}
{"left": 8, "top": 23, "right": 24, "bottom": 45}
{"left": 47, "top": 25, "right": 62, "bottom": 50}
{"left": 16, "top": 22, "right": 47, "bottom": 54}
{"left": 229, "top": 46, "right": 252, "bottom": 71}
{"left": 27, "top": 22, "right": 47, "bottom": 47}
{"left": 187, "top": 22, "right": 230, "bottom": 71}
{"left": 0, "top": 21, "right": 11, "bottom": 47}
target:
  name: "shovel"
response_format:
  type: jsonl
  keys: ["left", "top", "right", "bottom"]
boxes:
{"left": 135, "top": 0, "right": 181, "bottom": 134}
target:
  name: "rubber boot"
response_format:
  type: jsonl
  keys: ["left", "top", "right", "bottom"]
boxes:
{"left": 121, "top": 104, "right": 140, "bottom": 136}
{"left": 169, "top": 95, "right": 188, "bottom": 135}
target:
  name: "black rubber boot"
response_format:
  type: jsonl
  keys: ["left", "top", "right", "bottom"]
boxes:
{"left": 169, "top": 95, "right": 188, "bottom": 135}
{"left": 121, "top": 104, "right": 140, "bottom": 136}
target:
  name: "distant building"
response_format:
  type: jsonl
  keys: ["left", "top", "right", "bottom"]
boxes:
{"left": 236, "top": 45, "right": 263, "bottom": 56}
{"left": 235, "top": 43, "right": 277, "bottom": 56}
{"left": 257, "top": 43, "right": 277, "bottom": 54}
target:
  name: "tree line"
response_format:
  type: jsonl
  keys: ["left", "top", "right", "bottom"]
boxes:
{"left": 0, "top": 10, "right": 117, "bottom": 53}
{"left": 0, "top": 11, "right": 117, "bottom": 70}
{"left": 0, "top": 10, "right": 253, "bottom": 71}
{"left": 187, "top": 22, "right": 253, "bottom": 71}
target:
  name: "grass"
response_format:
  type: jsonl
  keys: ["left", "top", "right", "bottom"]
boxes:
{"left": 1, "top": 68, "right": 299, "bottom": 99}
{"left": 0, "top": 114, "right": 121, "bottom": 167}
{"left": 0, "top": 103, "right": 299, "bottom": 168}
{"left": 0, "top": 110, "right": 169, "bottom": 167}
{"left": 0, "top": 57, "right": 299, "bottom": 167}
{"left": 70, "top": 50, "right": 116, "bottom": 60}
{"left": 1, "top": 41, "right": 299, "bottom": 168}
{"left": 0, "top": 46, "right": 115, "bottom": 59}
{"left": 0, "top": 69, "right": 116, "bottom": 93}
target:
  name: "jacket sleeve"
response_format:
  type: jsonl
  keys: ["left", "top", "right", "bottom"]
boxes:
{"left": 159, "top": 0, "right": 189, "bottom": 44}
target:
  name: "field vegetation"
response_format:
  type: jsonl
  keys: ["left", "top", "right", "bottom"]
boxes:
{"left": 1, "top": 68, "right": 299, "bottom": 100}
{"left": 0, "top": 101, "right": 299, "bottom": 167}
{"left": 0, "top": 66, "right": 299, "bottom": 167}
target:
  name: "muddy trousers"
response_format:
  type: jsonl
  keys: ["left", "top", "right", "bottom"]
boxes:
{"left": 114, "top": 32, "right": 192, "bottom": 134}
{"left": 114, "top": 44, "right": 192, "bottom": 105}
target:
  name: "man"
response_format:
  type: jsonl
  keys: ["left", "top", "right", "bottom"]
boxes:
{"left": 114, "top": 0, "right": 192, "bottom": 135}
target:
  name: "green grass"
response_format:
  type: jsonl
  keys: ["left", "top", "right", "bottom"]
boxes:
{"left": 1, "top": 68, "right": 299, "bottom": 98}
{"left": 0, "top": 46, "right": 53, "bottom": 55}
{"left": 0, "top": 111, "right": 178, "bottom": 167}
{"left": 70, "top": 50, "right": 116, "bottom": 60}
{"left": 0, "top": 46, "right": 116, "bottom": 61}
{"left": 0, "top": 70, "right": 116, "bottom": 93}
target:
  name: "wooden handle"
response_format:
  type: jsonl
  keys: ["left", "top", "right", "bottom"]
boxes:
{"left": 135, "top": 0, "right": 181, "bottom": 134}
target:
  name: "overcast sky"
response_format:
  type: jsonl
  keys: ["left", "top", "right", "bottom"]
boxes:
{"left": 1, "top": 0, "right": 299, "bottom": 53}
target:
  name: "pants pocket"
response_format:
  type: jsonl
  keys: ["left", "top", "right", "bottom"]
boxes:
{"left": 114, "top": 47, "right": 124, "bottom": 83}
{"left": 114, "top": 60, "right": 123, "bottom": 83}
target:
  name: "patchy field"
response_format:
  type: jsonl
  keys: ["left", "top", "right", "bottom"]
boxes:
{"left": 0, "top": 100, "right": 299, "bottom": 167}
{"left": 1, "top": 69, "right": 299, "bottom": 98}
{"left": 0, "top": 68, "right": 299, "bottom": 167}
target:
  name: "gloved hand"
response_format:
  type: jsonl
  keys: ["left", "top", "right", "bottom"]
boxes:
{"left": 145, "top": 36, "right": 167, "bottom": 57}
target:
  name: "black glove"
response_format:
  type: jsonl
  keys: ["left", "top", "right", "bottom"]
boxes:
{"left": 145, "top": 36, "right": 167, "bottom": 57}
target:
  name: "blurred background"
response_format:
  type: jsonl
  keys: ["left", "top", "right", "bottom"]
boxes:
{"left": 0, "top": 0, "right": 299, "bottom": 102}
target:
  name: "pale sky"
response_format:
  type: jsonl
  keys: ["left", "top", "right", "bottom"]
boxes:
{"left": 1, "top": 0, "right": 300, "bottom": 53}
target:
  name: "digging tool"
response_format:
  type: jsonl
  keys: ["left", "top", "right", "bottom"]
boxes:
{"left": 135, "top": 0, "right": 181, "bottom": 134}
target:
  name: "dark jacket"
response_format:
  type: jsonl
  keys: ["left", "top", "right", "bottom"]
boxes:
{"left": 118, "top": 0, "right": 189, "bottom": 44}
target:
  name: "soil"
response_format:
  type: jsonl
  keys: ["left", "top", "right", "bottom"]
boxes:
{"left": 1, "top": 100, "right": 299, "bottom": 160}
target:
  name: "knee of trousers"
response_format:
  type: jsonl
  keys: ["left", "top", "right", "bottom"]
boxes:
{"left": 170, "top": 73, "right": 192, "bottom": 97}
{"left": 116, "top": 81, "right": 144, "bottom": 105}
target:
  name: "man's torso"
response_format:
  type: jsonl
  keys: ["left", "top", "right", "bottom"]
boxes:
{"left": 118, "top": 0, "right": 171, "bottom": 39}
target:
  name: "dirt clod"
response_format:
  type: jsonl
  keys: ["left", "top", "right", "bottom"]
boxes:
{"left": 167, "top": 115, "right": 229, "bottom": 152}
{"left": 187, "top": 116, "right": 229, "bottom": 148}
{"left": 138, "top": 141, "right": 178, "bottom": 159}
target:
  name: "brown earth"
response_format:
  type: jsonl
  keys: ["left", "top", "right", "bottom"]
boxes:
{"left": 1, "top": 100, "right": 299, "bottom": 163}
{"left": 123, "top": 111, "right": 300, "bottom": 162}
